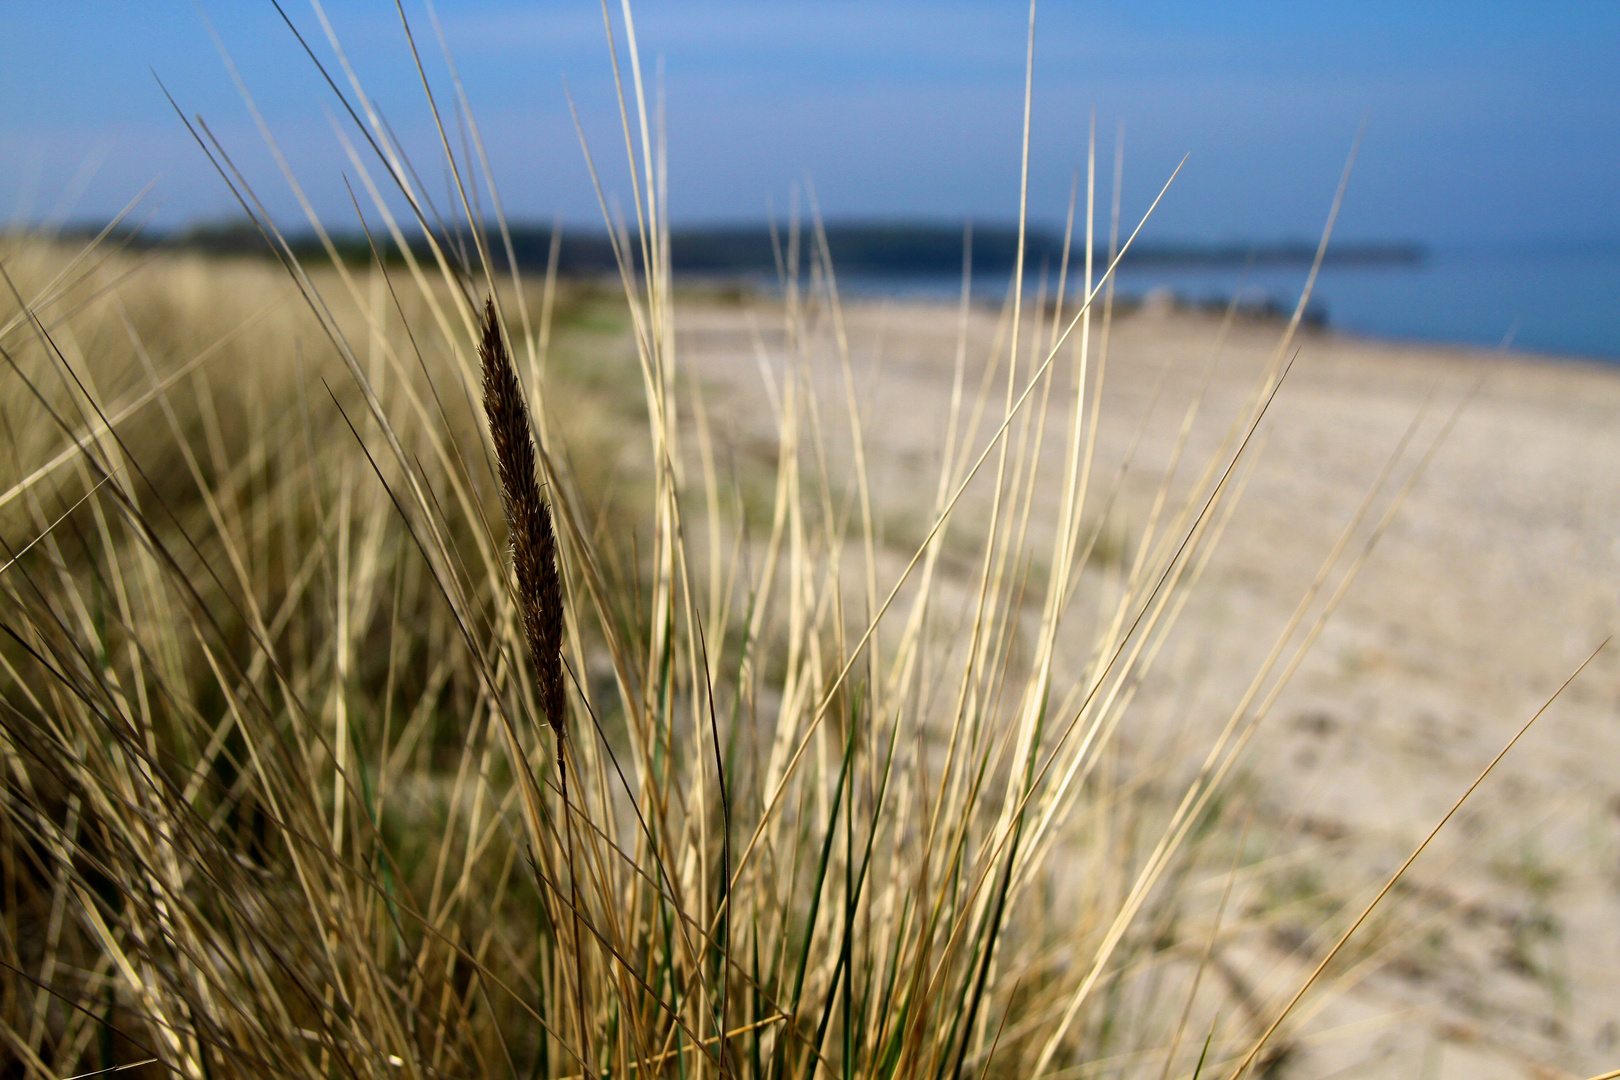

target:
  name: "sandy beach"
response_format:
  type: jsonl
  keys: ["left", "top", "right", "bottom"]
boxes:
{"left": 674, "top": 293, "right": 1620, "bottom": 1079}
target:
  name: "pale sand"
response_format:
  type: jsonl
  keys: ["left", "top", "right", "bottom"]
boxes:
{"left": 675, "top": 295, "right": 1620, "bottom": 1079}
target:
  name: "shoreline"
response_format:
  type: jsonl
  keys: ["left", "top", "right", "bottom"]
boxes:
{"left": 677, "top": 271, "right": 1620, "bottom": 369}
{"left": 12, "top": 226, "right": 1614, "bottom": 362}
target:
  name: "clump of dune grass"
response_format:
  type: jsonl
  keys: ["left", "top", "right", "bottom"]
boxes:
{"left": 2, "top": 5, "right": 1594, "bottom": 1080}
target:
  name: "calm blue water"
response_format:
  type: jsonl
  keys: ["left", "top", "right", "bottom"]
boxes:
{"left": 837, "top": 241, "right": 1620, "bottom": 363}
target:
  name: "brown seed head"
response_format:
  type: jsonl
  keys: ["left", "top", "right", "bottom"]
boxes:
{"left": 478, "top": 297, "right": 565, "bottom": 739}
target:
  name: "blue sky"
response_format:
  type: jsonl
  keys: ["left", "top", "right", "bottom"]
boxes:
{"left": 3, "top": 1, "right": 1617, "bottom": 245}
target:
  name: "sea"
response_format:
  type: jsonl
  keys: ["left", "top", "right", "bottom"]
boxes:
{"left": 834, "top": 240, "right": 1620, "bottom": 364}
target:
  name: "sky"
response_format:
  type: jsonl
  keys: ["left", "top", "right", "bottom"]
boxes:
{"left": 3, "top": 1, "right": 1617, "bottom": 246}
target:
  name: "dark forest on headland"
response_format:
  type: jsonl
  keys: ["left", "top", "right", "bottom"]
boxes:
{"left": 60, "top": 219, "right": 1425, "bottom": 278}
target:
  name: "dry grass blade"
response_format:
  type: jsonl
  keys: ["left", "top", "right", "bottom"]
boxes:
{"left": 1225, "top": 638, "right": 1611, "bottom": 1080}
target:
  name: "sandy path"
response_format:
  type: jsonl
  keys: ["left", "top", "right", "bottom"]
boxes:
{"left": 675, "top": 294, "right": 1620, "bottom": 1079}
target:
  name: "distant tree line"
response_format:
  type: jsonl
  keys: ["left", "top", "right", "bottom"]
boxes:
{"left": 59, "top": 219, "right": 1425, "bottom": 277}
